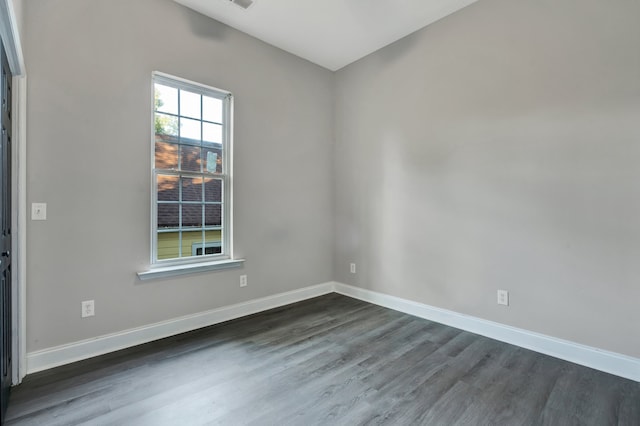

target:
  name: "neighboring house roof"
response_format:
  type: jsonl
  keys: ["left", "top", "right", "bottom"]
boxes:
{"left": 155, "top": 134, "right": 223, "bottom": 229}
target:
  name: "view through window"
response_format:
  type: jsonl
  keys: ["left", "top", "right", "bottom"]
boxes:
{"left": 152, "top": 73, "right": 232, "bottom": 264}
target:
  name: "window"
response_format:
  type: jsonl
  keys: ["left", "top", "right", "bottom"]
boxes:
{"left": 151, "top": 72, "right": 232, "bottom": 266}
{"left": 192, "top": 241, "right": 222, "bottom": 256}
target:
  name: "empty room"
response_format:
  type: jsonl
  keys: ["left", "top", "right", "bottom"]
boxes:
{"left": 0, "top": 0, "right": 638, "bottom": 424}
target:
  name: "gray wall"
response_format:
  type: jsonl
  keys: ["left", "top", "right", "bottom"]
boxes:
{"left": 334, "top": 0, "right": 640, "bottom": 358}
{"left": 24, "top": 0, "right": 334, "bottom": 352}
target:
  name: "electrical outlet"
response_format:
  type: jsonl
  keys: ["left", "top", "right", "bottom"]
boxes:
{"left": 31, "top": 203, "right": 47, "bottom": 220}
{"left": 497, "top": 290, "right": 509, "bottom": 306}
{"left": 81, "top": 300, "right": 95, "bottom": 317}
{"left": 240, "top": 275, "right": 247, "bottom": 287}
{"left": 350, "top": 263, "right": 356, "bottom": 274}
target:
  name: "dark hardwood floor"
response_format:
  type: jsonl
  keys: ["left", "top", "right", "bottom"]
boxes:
{"left": 5, "top": 294, "right": 640, "bottom": 425}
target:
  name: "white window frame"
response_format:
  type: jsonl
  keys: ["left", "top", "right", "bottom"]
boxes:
{"left": 150, "top": 72, "right": 233, "bottom": 268}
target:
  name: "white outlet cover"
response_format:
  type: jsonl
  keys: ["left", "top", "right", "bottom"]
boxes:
{"left": 497, "top": 290, "right": 509, "bottom": 306}
{"left": 31, "top": 203, "right": 47, "bottom": 220}
{"left": 81, "top": 300, "right": 95, "bottom": 317}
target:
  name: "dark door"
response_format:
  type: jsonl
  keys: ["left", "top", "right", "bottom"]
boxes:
{"left": 0, "top": 40, "right": 13, "bottom": 423}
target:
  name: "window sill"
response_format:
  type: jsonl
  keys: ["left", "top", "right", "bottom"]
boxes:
{"left": 137, "top": 259, "right": 245, "bottom": 281}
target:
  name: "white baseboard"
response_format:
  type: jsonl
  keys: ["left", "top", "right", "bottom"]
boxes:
{"left": 27, "top": 282, "right": 335, "bottom": 374}
{"left": 27, "top": 281, "right": 640, "bottom": 383}
{"left": 334, "top": 283, "right": 640, "bottom": 382}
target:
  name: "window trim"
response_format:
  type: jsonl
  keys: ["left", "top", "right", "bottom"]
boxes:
{"left": 137, "top": 258, "right": 244, "bottom": 281}
{"left": 149, "top": 71, "right": 234, "bottom": 268}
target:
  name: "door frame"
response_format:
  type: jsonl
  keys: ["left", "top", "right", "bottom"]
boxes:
{"left": 1, "top": 0, "right": 26, "bottom": 384}
{"left": 11, "top": 73, "right": 25, "bottom": 384}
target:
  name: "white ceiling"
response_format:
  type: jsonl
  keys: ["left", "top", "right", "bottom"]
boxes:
{"left": 173, "top": 0, "right": 478, "bottom": 71}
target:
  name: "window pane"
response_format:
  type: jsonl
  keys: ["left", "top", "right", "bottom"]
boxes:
{"left": 203, "top": 146, "right": 222, "bottom": 174}
{"left": 180, "top": 145, "right": 201, "bottom": 172}
{"left": 180, "top": 90, "right": 201, "bottom": 120}
{"left": 203, "top": 96, "right": 223, "bottom": 123}
{"left": 154, "top": 84, "right": 178, "bottom": 115}
{"left": 203, "top": 122, "right": 222, "bottom": 144}
{"left": 206, "top": 245, "right": 221, "bottom": 255}
{"left": 181, "top": 176, "right": 203, "bottom": 202}
{"left": 155, "top": 113, "right": 178, "bottom": 136}
{"left": 182, "top": 204, "right": 203, "bottom": 228}
{"left": 205, "top": 204, "right": 222, "bottom": 227}
{"left": 157, "top": 231, "right": 181, "bottom": 260}
{"left": 157, "top": 204, "right": 179, "bottom": 229}
{"left": 197, "top": 244, "right": 222, "bottom": 256}
{"left": 157, "top": 175, "right": 179, "bottom": 201}
{"left": 204, "top": 178, "right": 222, "bottom": 203}
{"left": 155, "top": 139, "right": 178, "bottom": 169}
{"left": 180, "top": 117, "right": 201, "bottom": 142}
{"left": 191, "top": 236, "right": 205, "bottom": 256}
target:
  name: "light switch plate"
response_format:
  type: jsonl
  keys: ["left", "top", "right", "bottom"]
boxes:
{"left": 32, "top": 203, "right": 47, "bottom": 220}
